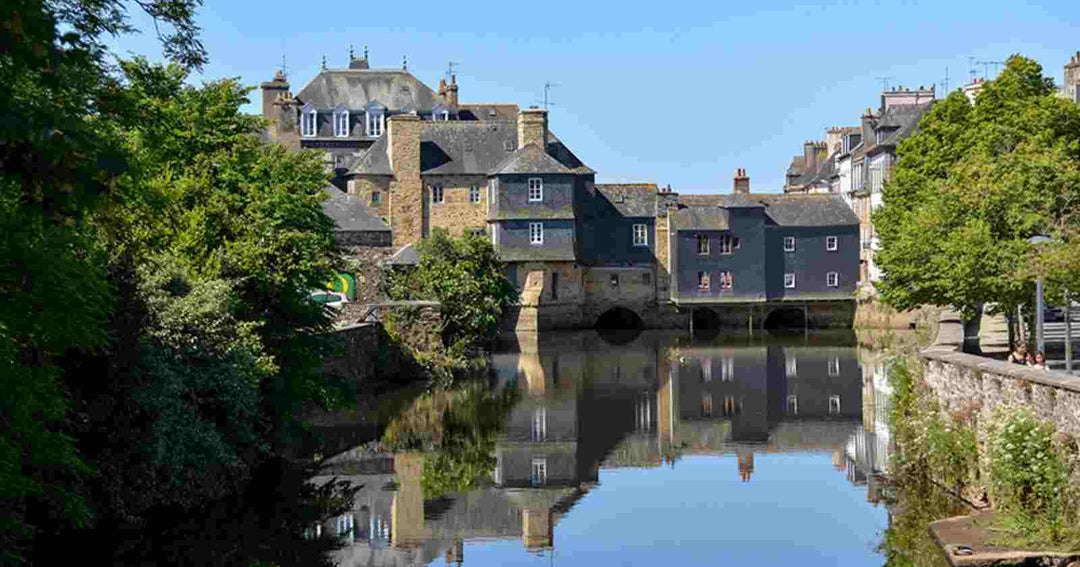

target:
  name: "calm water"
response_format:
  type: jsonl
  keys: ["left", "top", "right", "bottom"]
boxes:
{"left": 313, "top": 330, "right": 895, "bottom": 566}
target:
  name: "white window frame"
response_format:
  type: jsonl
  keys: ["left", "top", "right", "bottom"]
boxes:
{"left": 787, "top": 395, "right": 798, "bottom": 415}
{"left": 828, "top": 357, "right": 840, "bottom": 376}
{"left": 826, "top": 236, "right": 838, "bottom": 251}
{"left": 701, "top": 393, "right": 713, "bottom": 417}
{"left": 784, "top": 273, "right": 796, "bottom": 289}
{"left": 786, "top": 355, "right": 797, "bottom": 377}
{"left": 701, "top": 356, "right": 712, "bottom": 382}
{"left": 720, "top": 234, "right": 734, "bottom": 255}
{"left": 827, "top": 272, "right": 839, "bottom": 287}
{"left": 365, "top": 110, "right": 384, "bottom": 137}
{"left": 719, "top": 271, "right": 733, "bottom": 290}
{"left": 528, "top": 178, "right": 543, "bottom": 202}
{"left": 697, "top": 234, "right": 709, "bottom": 255}
{"left": 784, "top": 236, "right": 796, "bottom": 252}
{"left": 531, "top": 407, "right": 547, "bottom": 442}
{"left": 632, "top": 223, "right": 648, "bottom": 247}
{"left": 530, "top": 458, "right": 547, "bottom": 487}
{"left": 469, "top": 184, "right": 480, "bottom": 204}
{"left": 334, "top": 109, "right": 349, "bottom": 137}
{"left": 698, "top": 271, "right": 710, "bottom": 291}
{"left": 431, "top": 184, "right": 444, "bottom": 205}
{"left": 721, "top": 357, "right": 734, "bottom": 382}
{"left": 302, "top": 108, "right": 317, "bottom": 137}
{"left": 829, "top": 395, "right": 842, "bottom": 415}
{"left": 529, "top": 222, "right": 543, "bottom": 245}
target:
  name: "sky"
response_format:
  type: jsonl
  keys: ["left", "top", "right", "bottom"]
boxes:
{"left": 109, "top": 0, "right": 1080, "bottom": 194}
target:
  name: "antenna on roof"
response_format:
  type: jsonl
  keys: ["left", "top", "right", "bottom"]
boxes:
{"left": 349, "top": 44, "right": 354, "bottom": 60}
{"left": 280, "top": 53, "right": 288, "bottom": 80}
{"left": 402, "top": 55, "right": 407, "bottom": 71}
{"left": 976, "top": 60, "right": 1005, "bottom": 79}
{"left": 875, "top": 76, "right": 894, "bottom": 92}
{"left": 321, "top": 55, "right": 326, "bottom": 71}
{"left": 940, "top": 66, "right": 950, "bottom": 94}
{"left": 968, "top": 56, "right": 977, "bottom": 82}
{"left": 537, "top": 81, "right": 558, "bottom": 111}
{"left": 446, "top": 61, "right": 461, "bottom": 80}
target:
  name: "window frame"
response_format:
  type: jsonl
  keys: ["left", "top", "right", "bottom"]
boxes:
{"left": 365, "top": 110, "right": 384, "bottom": 137}
{"left": 632, "top": 223, "right": 648, "bottom": 247}
{"left": 334, "top": 108, "right": 350, "bottom": 137}
{"left": 371, "top": 191, "right": 381, "bottom": 206}
{"left": 302, "top": 108, "right": 317, "bottom": 137}
{"left": 828, "top": 357, "right": 840, "bottom": 376}
{"left": 529, "top": 222, "right": 544, "bottom": 245}
{"left": 697, "top": 234, "right": 710, "bottom": 255}
{"left": 783, "top": 236, "right": 796, "bottom": 252}
{"left": 827, "top": 271, "right": 839, "bottom": 287}
{"left": 784, "top": 273, "right": 796, "bottom": 289}
{"left": 785, "top": 354, "right": 797, "bottom": 377}
{"left": 829, "top": 395, "right": 842, "bottom": 415}
{"left": 787, "top": 394, "right": 798, "bottom": 415}
{"left": 469, "top": 184, "right": 481, "bottom": 204}
{"left": 720, "top": 234, "right": 734, "bottom": 255}
{"left": 698, "top": 271, "right": 710, "bottom": 291}
{"left": 530, "top": 458, "right": 547, "bottom": 487}
{"left": 719, "top": 270, "right": 733, "bottom": 290}
{"left": 826, "top": 235, "right": 838, "bottom": 251}
{"left": 431, "top": 184, "right": 444, "bottom": 205}
{"left": 528, "top": 178, "right": 543, "bottom": 202}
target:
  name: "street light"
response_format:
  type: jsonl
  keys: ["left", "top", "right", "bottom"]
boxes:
{"left": 1028, "top": 235, "right": 1053, "bottom": 360}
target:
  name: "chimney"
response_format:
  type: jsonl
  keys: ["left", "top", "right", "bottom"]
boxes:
{"left": 387, "top": 113, "right": 422, "bottom": 177}
{"left": 260, "top": 70, "right": 289, "bottom": 121}
{"left": 518, "top": 107, "right": 548, "bottom": 149}
{"left": 733, "top": 168, "right": 750, "bottom": 194}
{"left": 387, "top": 113, "right": 424, "bottom": 245}
{"left": 260, "top": 71, "right": 299, "bottom": 149}
{"left": 803, "top": 140, "right": 820, "bottom": 173}
{"left": 448, "top": 74, "right": 459, "bottom": 107}
{"left": 861, "top": 108, "right": 876, "bottom": 148}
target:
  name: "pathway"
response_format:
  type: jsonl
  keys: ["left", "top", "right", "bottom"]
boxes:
{"left": 979, "top": 306, "right": 1080, "bottom": 375}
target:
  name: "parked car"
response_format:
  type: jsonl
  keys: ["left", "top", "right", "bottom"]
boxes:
{"left": 1044, "top": 306, "right": 1065, "bottom": 322}
{"left": 309, "top": 290, "right": 347, "bottom": 310}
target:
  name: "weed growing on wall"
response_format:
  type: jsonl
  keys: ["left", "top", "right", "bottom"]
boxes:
{"left": 989, "top": 410, "right": 1079, "bottom": 545}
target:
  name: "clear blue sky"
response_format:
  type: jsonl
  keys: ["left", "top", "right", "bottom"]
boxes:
{"left": 111, "top": 0, "right": 1080, "bottom": 194}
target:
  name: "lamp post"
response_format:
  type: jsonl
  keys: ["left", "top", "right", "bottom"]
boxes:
{"left": 1028, "top": 235, "right": 1052, "bottom": 357}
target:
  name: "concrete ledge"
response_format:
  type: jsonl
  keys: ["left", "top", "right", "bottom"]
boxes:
{"left": 920, "top": 340, "right": 1080, "bottom": 394}
{"left": 929, "top": 510, "right": 1079, "bottom": 567}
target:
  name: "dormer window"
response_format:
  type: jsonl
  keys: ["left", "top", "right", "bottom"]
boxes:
{"left": 301, "top": 103, "right": 317, "bottom": 137}
{"left": 433, "top": 104, "right": 451, "bottom": 121}
{"left": 333, "top": 105, "right": 349, "bottom": 138}
{"left": 875, "top": 129, "right": 887, "bottom": 144}
{"left": 365, "top": 102, "right": 385, "bottom": 137}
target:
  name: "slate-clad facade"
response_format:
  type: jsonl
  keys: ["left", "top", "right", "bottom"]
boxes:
{"left": 262, "top": 53, "right": 862, "bottom": 330}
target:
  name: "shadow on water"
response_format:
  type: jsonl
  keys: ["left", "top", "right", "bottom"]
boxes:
{"left": 763, "top": 307, "right": 807, "bottom": 331}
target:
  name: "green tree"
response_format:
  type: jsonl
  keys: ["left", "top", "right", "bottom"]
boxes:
{"left": 1, "top": 1, "right": 204, "bottom": 562}
{"left": 873, "top": 55, "right": 1080, "bottom": 329}
{"left": 382, "top": 229, "right": 518, "bottom": 351}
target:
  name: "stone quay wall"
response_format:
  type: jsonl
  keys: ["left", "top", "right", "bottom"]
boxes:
{"left": 920, "top": 313, "right": 1080, "bottom": 443}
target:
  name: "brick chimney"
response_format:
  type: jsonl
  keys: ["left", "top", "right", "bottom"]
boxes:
{"left": 861, "top": 108, "right": 876, "bottom": 148}
{"left": 733, "top": 168, "right": 750, "bottom": 194}
{"left": 448, "top": 74, "right": 459, "bottom": 107}
{"left": 387, "top": 114, "right": 424, "bottom": 245}
{"left": 518, "top": 107, "right": 548, "bottom": 149}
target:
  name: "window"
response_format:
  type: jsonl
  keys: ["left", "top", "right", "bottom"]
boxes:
{"left": 470, "top": 185, "right": 480, "bottom": 204}
{"left": 784, "top": 273, "right": 796, "bottom": 289}
{"left": 531, "top": 408, "right": 547, "bottom": 442}
{"left": 826, "top": 236, "right": 838, "bottom": 251}
{"left": 829, "top": 395, "right": 841, "bottom": 415}
{"left": 734, "top": 237, "right": 741, "bottom": 249}
{"left": 530, "top": 458, "right": 547, "bottom": 487}
{"left": 302, "top": 108, "right": 317, "bottom": 137}
{"left": 784, "top": 236, "right": 796, "bottom": 252}
{"left": 828, "top": 357, "right": 840, "bottom": 376}
{"left": 721, "top": 357, "right": 734, "bottom": 382}
{"left": 365, "top": 110, "right": 384, "bottom": 137}
{"left": 722, "top": 396, "right": 739, "bottom": 417}
{"left": 528, "top": 178, "right": 543, "bottom": 202}
{"left": 698, "top": 271, "right": 710, "bottom": 291}
{"left": 701, "top": 393, "right": 713, "bottom": 417}
{"left": 470, "top": 227, "right": 486, "bottom": 237}
{"left": 697, "top": 234, "right": 709, "bottom": 255}
{"left": 610, "top": 274, "right": 619, "bottom": 287}
{"left": 701, "top": 357, "right": 712, "bottom": 382}
{"left": 551, "top": 271, "right": 559, "bottom": 300}
{"left": 529, "top": 222, "right": 543, "bottom": 245}
{"left": 785, "top": 354, "right": 797, "bottom": 377}
{"left": 720, "top": 235, "right": 735, "bottom": 254}
{"left": 827, "top": 272, "right": 839, "bottom": 287}
{"left": 633, "top": 224, "right": 648, "bottom": 246}
{"left": 787, "top": 395, "right": 798, "bottom": 415}
{"left": 719, "top": 271, "right": 733, "bottom": 290}
{"left": 371, "top": 191, "right": 381, "bottom": 206}
{"left": 334, "top": 108, "right": 349, "bottom": 137}
{"left": 431, "top": 184, "right": 444, "bottom": 204}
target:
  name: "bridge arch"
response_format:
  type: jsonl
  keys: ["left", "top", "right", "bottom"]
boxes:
{"left": 595, "top": 306, "right": 645, "bottom": 331}
{"left": 763, "top": 306, "right": 807, "bottom": 331}
{"left": 690, "top": 307, "right": 722, "bottom": 333}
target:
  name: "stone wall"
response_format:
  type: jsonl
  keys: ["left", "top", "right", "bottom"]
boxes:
{"left": 388, "top": 114, "right": 423, "bottom": 247}
{"left": 348, "top": 176, "right": 392, "bottom": 219}
{"left": 425, "top": 174, "right": 489, "bottom": 236}
{"left": 333, "top": 230, "right": 392, "bottom": 248}
{"left": 321, "top": 323, "right": 401, "bottom": 384}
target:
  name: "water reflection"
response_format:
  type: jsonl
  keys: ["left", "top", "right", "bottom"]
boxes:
{"left": 317, "top": 331, "right": 895, "bottom": 566}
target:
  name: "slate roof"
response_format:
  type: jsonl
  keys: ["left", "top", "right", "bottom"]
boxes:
{"left": 456, "top": 103, "right": 520, "bottom": 121}
{"left": 320, "top": 186, "right": 390, "bottom": 232}
{"left": 350, "top": 122, "right": 594, "bottom": 177}
{"left": 595, "top": 184, "right": 658, "bottom": 217}
{"left": 672, "top": 193, "right": 857, "bottom": 228}
{"left": 866, "top": 102, "right": 933, "bottom": 154}
{"left": 296, "top": 69, "right": 439, "bottom": 112}
{"left": 672, "top": 206, "right": 730, "bottom": 230}
{"left": 490, "top": 143, "right": 573, "bottom": 175}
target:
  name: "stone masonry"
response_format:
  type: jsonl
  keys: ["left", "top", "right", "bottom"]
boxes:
{"left": 388, "top": 114, "right": 424, "bottom": 246}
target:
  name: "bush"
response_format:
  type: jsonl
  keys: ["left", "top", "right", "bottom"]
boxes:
{"left": 990, "top": 410, "right": 1077, "bottom": 544}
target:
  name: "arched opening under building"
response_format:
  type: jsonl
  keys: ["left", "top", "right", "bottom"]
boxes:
{"left": 763, "top": 307, "right": 807, "bottom": 331}
{"left": 595, "top": 307, "right": 645, "bottom": 331}
{"left": 690, "top": 307, "right": 722, "bottom": 334}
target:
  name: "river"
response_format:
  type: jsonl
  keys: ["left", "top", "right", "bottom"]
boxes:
{"left": 306, "top": 329, "right": 900, "bottom": 566}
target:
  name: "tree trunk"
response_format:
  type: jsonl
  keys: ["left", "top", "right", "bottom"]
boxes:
{"left": 962, "top": 303, "right": 984, "bottom": 355}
